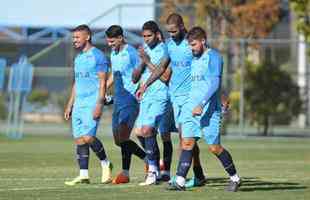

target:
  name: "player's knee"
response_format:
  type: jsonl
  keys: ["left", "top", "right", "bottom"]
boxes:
{"left": 161, "top": 133, "right": 171, "bottom": 142}
{"left": 83, "top": 136, "right": 95, "bottom": 144}
{"left": 141, "top": 127, "right": 153, "bottom": 137}
{"left": 181, "top": 139, "right": 195, "bottom": 150}
{"left": 208, "top": 145, "right": 223, "bottom": 155}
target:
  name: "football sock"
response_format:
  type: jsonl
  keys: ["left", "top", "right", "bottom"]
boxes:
{"left": 163, "top": 141, "right": 173, "bottom": 171}
{"left": 176, "top": 149, "right": 192, "bottom": 178}
{"left": 90, "top": 137, "right": 107, "bottom": 161}
{"left": 76, "top": 143, "right": 89, "bottom": 171}
{"left": 216, "top": 149, "right": 237, "bottom": 176}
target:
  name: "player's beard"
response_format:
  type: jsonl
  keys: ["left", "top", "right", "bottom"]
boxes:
{"left": 192, "top": 48, "right": 203, "bottom": 58}
{"left": 147, "top": 39, "right": 158, "bottom": 49}
{"left": 172, "top": 31, "right": 185, "bottom": 44}
{"left": 73, "top": 42, "right": 87, "bottom": 51}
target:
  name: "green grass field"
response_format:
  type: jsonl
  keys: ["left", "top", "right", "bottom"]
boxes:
{"left": 0, "top": 134, "right": 309, "bottom": 200}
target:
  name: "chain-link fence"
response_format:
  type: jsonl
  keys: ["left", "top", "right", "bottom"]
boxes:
{"left": 0, "top": 3, "right": 309, "bottom": 137}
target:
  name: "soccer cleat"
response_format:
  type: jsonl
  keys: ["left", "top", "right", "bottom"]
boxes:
{"left": 161, "top": 174, "right": 171, "bottom": 182}
{"left": 226, "top": 180, "right": 241, "bottom": 192}
{"left": 185, "top": 176, "right": 207, "bottom": 188}
{"left": 101, "top": 162, "right": 113, "bottom": 184}
{"left": 64, "top": 176, "right": 90, "bottom": 186}
{"left": 167, "top": 178, "right": 185, "bottom": 191}
{"left": 139, "top": 172, "right": 158, "bottom": 186}
{"left": 112, "top": 172, "right": 130, "bottom": 184}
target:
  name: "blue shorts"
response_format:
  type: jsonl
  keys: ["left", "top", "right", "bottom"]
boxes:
{"left": 158, "top": 101, "right": 177, "bottom": 135}
{"left": 72, "top": 106, "right": 98, "bottom": 139}
{"left": 112, "top": 103, "right": 139, "bottom": 133}
{"left": 181, "top": 102, "right": 222, "bottom": 145}
{"left": 136, "top": 98, "right": 168, "bottom": 129}
{"left": 171, "top": 95, "right": 188, "bottom": 127}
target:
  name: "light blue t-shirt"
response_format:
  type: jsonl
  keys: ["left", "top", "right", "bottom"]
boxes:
{"left": 166, "top": 38, "right": 192, "bottom": 97}
{"left": 141, "top": 42, "right": 169, "bottom": 100}
{"left": 74, "top": 47, "right": 109, "bottom": 107}
{"left": 189, "top": 48, "right": 222, "bottom": 111}
{"left": 110, "top": 44, "right": 139, "bottom": 106}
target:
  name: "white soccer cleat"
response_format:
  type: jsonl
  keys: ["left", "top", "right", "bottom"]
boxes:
{"left": 65, "top": 176, "right": 90, "bottom": 186}
{"left": 139, "top": 172, "right": 158, "bottom": 186}
{"left": 101, "top": 162, "right": 113, "bottom": 184}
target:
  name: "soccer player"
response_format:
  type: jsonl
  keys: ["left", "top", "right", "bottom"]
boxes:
{"left": 165, "top": 13, "right": 206, "bottom": 188}
{"left": 133, "top": 20, "right": 170, "bottom": 186}
{"left": 64, "top": 25, "right": 112, "bottom": 186}
{"left": 167, "top": 26, "right": 241, "bottom": 192}
{"left": 135, "top": 29, "right": 175, "bottom": 182}
{"left": 105, "top": 25, "right": 147, "bottom": 184}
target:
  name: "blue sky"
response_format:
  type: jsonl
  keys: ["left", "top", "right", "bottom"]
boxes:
{"left": 0, "top": 0, "right": 155, "bottom": 28}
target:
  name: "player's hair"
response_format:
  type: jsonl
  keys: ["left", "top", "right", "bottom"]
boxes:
{"left": 73, "top": 24, "right": 92, "bottom": 43}
{"left": 142, "top": 20, "right": 160, "bottom": 34}
{"left": 187, "top": 26, "right": 207, "bottom": 41}
{"left": 166, "top": 13, "right": 184, "bottom": 26}
{"left": 105, "top": 25, "right": 124, "bottom": 38}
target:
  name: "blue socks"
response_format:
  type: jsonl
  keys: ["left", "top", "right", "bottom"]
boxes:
{"left": 163, "top": 141, "right": 173, "bottom": 171}
{"left": 216, "top": 149, "right": 237, "bottom": 176}
{"left": 89, "top": 137, "right": 107, "bottom": 161}
{"left": 77, "top": 143, "right": 89, "bottom": 170}
{"left": 176, "top": 149, "right": 193, "bottom": 178}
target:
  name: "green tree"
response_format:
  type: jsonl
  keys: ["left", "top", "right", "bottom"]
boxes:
{"left": 244, "top": 61, "right": 302, "bottom": 136}
{"left": 291, "top": 0, "right": 310, "bottom": 42}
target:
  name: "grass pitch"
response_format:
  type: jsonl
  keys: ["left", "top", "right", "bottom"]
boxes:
{"left": 0, "top": 134, "right": 309, "bottom": 200}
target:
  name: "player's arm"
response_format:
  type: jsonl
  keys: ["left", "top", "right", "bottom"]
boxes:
{"left": 192, "top": 76, "right": 220, "bottom": 116}
{"left": 64, "top": 82, "right": 75, "bottom": 121}
{"left": 135, "top": 57, "right": 169, "bottom": 100}
{"left": 132, "top": 61, "right": 146, "bottom": 84}
{"left": 143, "top": 57, "right": 170, "bottom": 88}
{"left": 93, "top": 72, "right": 107, "bottom": 119}
{"left": 93, "top": 49, "right": 109, "bottom": 119}
{"left": 192, "top": 53, "right": 222, "bottom": 116}
{"left": 106, "top": 73, "right": 114, "bottom": 90}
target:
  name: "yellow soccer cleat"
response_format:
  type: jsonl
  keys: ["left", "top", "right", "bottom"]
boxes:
{"left": 65, "top": 176, "right": 90, "bottom": 186}
{"left": 101, "top": 162, "right": 113, "bottom": 184}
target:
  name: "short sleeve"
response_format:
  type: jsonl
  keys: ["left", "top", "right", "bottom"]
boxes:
{"left": 128, "top": 45, "right": 141, "bottom": 69}
{"left": 93, "top": 48, "right": 109, "bottom": 73}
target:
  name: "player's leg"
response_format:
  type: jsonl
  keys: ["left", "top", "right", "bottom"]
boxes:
{"left": 204, "top": 112, "right": 241, "bottom": 192}
{"left": 174, "top": 99, "right": 206, "bottom": 188}
{"left": 158, "top": 102, "right": 175, "bottom": 181}
{"left": 168, "top": 116, "right": 202, "bottom": 191}
{"left": 112, "top": 106, "right": 146, "bottom": 184}
{"left": 65, "top": 108, "right": 91, "bottom": 186}
{"left": 139, "top": 100, "right": 167, "bottom": 186}
{"left": 78, "top": 107, "right": 112, "bottom": 184}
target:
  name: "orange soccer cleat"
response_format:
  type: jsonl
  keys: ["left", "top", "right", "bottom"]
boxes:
{"left": 112, "top": 172, "right": 130, "bottom": 184}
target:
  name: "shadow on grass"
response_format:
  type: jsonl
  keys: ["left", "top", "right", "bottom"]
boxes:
{"left": 205, "top": 177, "right": 307, "bottom": 192}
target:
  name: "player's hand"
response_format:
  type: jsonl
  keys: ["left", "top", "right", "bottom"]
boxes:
{"left": 192, "top": 105, "right": 203, "bottom": 116}
{"left": 93, "top": 103, "right": 103, "bottom": 120}
{"left": 136, "top": 84, "right": 147, "bottom": 101}
{"left": 138, "top": 47, "right": 150, "bottom": 65}
{"left": 64, "top": 106, "right": 72, "bottom": 121}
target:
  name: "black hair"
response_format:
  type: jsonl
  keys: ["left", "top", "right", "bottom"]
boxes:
{"left": 142, "top": 20, "right": 160, "bottom": 34}
{"left": 105, "top": 25, "right": 124, "bottom": 38}
{"left": 73, "top": 24, "right": 92, "bottom": 42}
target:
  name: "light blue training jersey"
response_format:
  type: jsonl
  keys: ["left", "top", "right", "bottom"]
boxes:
{"left": 189, "top": 48, "right": 222, "bottom": 111}
{"left": 166, "top": 38, "right": 192, "bottom": 97}
{"left": 110, "top": 44, "right": 139, "bottom": 106}
{"left": 74, "top": 47, "right": 109, "bottom": 107}
{"left": 141, "top": 42, "right": 169, "bottom": 100}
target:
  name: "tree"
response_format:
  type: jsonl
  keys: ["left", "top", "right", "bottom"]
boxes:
{"left": 244, "top": 60, "right": 302, "bottom": 136}
{"left": 291, "top": 0, "right": 310, "bottom": 42}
